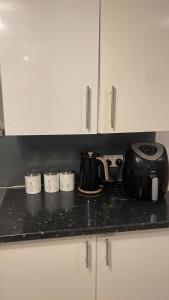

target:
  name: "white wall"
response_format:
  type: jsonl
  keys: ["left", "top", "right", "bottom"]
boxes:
{"left": 156, "top": 132, "right": 169, "bottom": 190}
{"left": 156, "top": 132, "right": 169, "bottom": 154}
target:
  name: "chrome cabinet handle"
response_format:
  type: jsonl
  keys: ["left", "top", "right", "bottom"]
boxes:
{"left": 105, "top": 238, "right": 110, "bottom": 266}
{"left": 0, "top": 73, "right": 5, "bottom": 136}
{"left": 111, "top": 85, "right": 116, "bottom": 129}
{"left": 86, "top": 86, "right": 91, "bottom": 131}
{"left": 85, "top": 241, "right": 89, "bottom": 269}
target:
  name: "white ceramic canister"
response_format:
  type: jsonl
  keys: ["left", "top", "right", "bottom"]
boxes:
{"left": 44, "top": 171, "right": 59, "bottom": 193}
{"left": 60, "top": 171, "right": 75, "bottom": 192}
{"left": 25, "top": 172, "right": 41, "bottom": 195}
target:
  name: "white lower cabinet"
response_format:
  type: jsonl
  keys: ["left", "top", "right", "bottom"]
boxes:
{"left": 0, "top": 236, "right": 96, "bottom": 300}
{"left": 1, "top": 230, "right": 169, "bottom": 300}
{"left": 97, "top": 230, "right": 169, "bottom": 300}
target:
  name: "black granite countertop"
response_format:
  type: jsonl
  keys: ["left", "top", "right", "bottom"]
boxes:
{"left": 0, "top": 183, "right": 169, "bottom": 243}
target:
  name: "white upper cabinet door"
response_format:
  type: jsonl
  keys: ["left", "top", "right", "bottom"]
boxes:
{"left": 0, "top": 0, "right": 99, "bottom": 135}
{"left": 99, "top": 0, "right": 169, "bottom": 133}
{"left": 97, "top": 230, "right": 169, "bottom": 300}
{"left": 0, "top": 236, "right": 96, "bottom": 300}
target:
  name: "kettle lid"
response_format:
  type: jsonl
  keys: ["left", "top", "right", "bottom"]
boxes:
{"left": 81, "top": 151, "right": 98, "bottom": 158}
{"left": 88, "top": 151, "right": 94, "bottom": 157}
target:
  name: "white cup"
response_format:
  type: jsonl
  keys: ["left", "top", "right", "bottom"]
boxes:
{"left": 44, "top": 172, "right": 59, "bottom": 193}
{"left": 60, "top": 172, "right": 75, "bottom": 192}
{"left": 25, "top": 172, "right": 41, "bottom": 194}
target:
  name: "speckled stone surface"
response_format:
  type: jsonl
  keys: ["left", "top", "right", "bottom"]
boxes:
{"left": 0, "top": 183, "right": 169, "bottom": 243}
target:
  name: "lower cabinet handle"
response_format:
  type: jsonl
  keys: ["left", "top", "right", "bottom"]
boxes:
{"left": 105, "top": 238, "right": 110, "bottom": 266}
{"left": 85, "top": 241, "right": 89, "bottom": 269}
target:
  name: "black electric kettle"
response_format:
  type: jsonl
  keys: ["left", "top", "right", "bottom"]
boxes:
{"left": 78, "top": 152, "right": 109, "bottom": 194}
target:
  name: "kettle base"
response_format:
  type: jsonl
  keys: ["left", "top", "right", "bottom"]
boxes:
{"left": 78, "top": 186, "right": 103, "bottom": 195}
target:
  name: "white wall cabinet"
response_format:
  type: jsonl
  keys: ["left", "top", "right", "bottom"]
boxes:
{"left": 1, "top": 0, "right": 169, "bottom": 135}
{"left": 0, "top": 0, "right": 99, "bottom": 135}
{"left": 97, "top": 230, "right": 169, "bottom": 300}
{"left": 0, "top": 236, "right": 96, "bottom": 300}
{"left": 99, "top": 0, "right": 169, "bottom": 133}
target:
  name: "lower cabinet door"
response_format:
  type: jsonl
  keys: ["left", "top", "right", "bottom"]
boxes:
{"left": 97, "top": 230, "right": 169, "bottom": 300}
{"left": 0, "top": 236, "right": 96, "bottom": 300}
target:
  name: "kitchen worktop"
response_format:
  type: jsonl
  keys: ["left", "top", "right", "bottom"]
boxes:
{"left": 0, "top": 183, "right": 169, "bottom": 243}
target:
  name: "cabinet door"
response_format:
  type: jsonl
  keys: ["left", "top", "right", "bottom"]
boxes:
{"left": 0, "top": 236, "right": 96, "bottom": 300}
{"left": 97, "top": 230, "right": 169, "bottom": 300}
{"left": 0, "top": 0, "right": 99, "bottom": 135}
{"left": 99, "top": 0, "right": 169, "bottom": 133}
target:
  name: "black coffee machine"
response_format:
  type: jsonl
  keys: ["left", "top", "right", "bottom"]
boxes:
{"left": 78, "top": 152, "right": 109, "bottom": 194}
{"left": 123, "top": 142, "right": 169, "bottom": 201}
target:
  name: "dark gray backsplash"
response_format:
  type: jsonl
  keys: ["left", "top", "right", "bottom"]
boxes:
{"left": 0, "top": 132, "right": 155, "bottom": 186}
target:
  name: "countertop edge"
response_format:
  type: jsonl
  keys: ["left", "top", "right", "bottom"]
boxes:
{"left": 1, "top": 221, "right": 169, "bottom": 244}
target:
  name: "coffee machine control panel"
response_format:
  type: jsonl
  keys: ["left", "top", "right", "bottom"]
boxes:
{"left": 139, "top": 145, "right": 157, "bottom": 156}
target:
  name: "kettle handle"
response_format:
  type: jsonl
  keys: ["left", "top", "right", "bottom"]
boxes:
{"left": 151, "top": 176, "right": 159, "bottom": 201}
{"left": 96, "top": 157, "right": 109, "bottom": 182}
